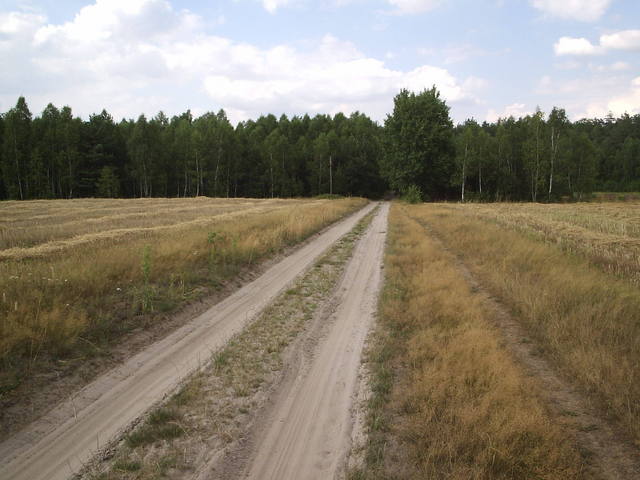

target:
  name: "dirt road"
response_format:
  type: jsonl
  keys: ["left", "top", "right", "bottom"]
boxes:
{"left": 0, "top": 202, "right": 376, "bottom": 480}
{"left": 226, "top": 203, "right": 389, "bottom": 480}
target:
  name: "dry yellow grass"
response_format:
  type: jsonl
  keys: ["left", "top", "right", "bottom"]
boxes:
{"left": 413, "top": 203, "right": 640, "bottom": 447}
{"left": 0, "top": 197, "right": 367, "bottom": 393}
{"left": 84, "top": 208, "right": 377, "bottom": 480}
{"left": 356, "top": 203, "right": 585, "bottom": 479}
{"left": 445, "top": 202, "right": 640, "bottom": 281}
{"left": 0, "top": 197, "right": 298, "bottom": 254}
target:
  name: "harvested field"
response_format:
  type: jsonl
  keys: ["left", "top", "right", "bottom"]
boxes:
{"left": 411, "top": 203, "right": 640, "bottom": 453}
{"left": 443, "top": 201, "right": 640, "bottom": 282}
{"left": 0, "top": 197, "right": 367, "bottom": 405}
{"left": 354, "top": 203, "right": 587, "bottom": 479}
{"left": 0, "top": 198, "right": 297, "bottom": 257}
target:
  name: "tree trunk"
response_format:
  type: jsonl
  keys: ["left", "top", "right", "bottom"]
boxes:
{"left": 214, "top": 146, "right": 221, "bottom": 197}
{"left": 549, "top": 127, "right": 558, "bottom": 202}
{"left": 12, "top": 129, "right": 24, "bottom": 200}
{"left": 461, "top": 143, "right": 467, "bottom": 202}
{"left": 329, "top": 154, "right": 333, "bottom": 195}
{"left": 270, "top": 153, "right": 274, "bottom": 198}
{"left": 195, "top": 150, "right": 200, "bottom": 197}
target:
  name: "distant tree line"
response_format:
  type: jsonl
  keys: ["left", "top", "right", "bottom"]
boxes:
{"left": 1, "top": 94, "right": 639, "bottom": 201}
{"left": 451, "top": 108, "right": 640, "bottom": 202}
{"left": 0, "top": 97, "right": 385, "bottom": 200}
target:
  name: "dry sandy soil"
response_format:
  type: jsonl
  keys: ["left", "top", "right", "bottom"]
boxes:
{"left": 0, "top": 202, "right": 380, "bottom": 480}
{"left": 211, "top": 203, "right": 388, "bottom": 480}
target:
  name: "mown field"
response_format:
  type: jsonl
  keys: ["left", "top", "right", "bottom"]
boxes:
{"left": 0, "top": 197, "right": 366, "bottom": 398}
{"left": 447, "top": 201, "right": 640, "bottom": 282}
{"left": 356, "top": 200, "right": 640, "bottom": 479}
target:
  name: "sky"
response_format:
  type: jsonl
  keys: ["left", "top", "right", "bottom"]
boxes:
{"left": 0, "top": 0, "right": 639, "bottom": 124}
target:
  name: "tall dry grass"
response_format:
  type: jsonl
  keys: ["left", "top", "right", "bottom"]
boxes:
{"left": 0, "top": 197, "right": 366, "bottom": 393}
{"left": 445, "top": 202, "right": 640, "bottom": 282}
{"left": 413, "top": 204, "right": 640, "bottom": 447}
{"left": 356, "top": 203, "right": 585, "bottom": 479}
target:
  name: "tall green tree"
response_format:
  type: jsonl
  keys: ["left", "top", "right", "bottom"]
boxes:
{"left": 381, "top": 87, "right": 455, "bottom": 199}
{"left": 547, "top": 107, "right": 569, "bottom": 201}
{"left": 1, "top": 97, "right": 32, "bottom": 199}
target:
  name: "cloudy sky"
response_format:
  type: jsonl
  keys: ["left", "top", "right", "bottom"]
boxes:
{"left": 0, "top": 0, "right": 638, "bottom": 124}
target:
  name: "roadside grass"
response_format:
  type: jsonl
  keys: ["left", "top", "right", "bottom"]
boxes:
{"left": 444, "top": 201, "right": 640, "bottom": 282}
{"left": 0, "top": 197, "right": 366, "bottom": 398}
{"left": 83, "top": 207, "right": 378, "bottom": 480}
{"left": 413, "top": 204, "right": 640, "bottom": 448}
{"left": 352, "top": 203, "right": 586, "bottom": 479}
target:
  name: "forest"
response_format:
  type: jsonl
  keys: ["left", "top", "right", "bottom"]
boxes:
{"left": 1, "top": 91, "right": 639, "bottom": 201}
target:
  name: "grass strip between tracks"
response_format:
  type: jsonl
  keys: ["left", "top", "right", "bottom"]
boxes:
{"left": 82, "top": 206, "right": 378, "bottom": 480}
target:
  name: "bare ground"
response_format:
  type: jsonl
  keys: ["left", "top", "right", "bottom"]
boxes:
{"left": 211, "top": 203, "right": 389, "bottom": 480}
{"left": 415, "top": 216, "right": 640, "bottom": 480}
{"left": 0, "top": 202, "right": 376, "bottom": 480}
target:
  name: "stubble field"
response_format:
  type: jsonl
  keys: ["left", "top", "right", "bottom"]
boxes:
{"left": 357, "top": 200, "right": 640, "bottom": 479}
{"left": 0, "top": 197, "right": 366, "bottom": 402}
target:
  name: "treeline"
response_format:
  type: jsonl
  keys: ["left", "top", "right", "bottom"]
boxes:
{"left": 0, "top": 97, "right": 385, "bottom": 200}
{"left": 1, "top": 94, "right": 639, "bottom": 201}
{"left": 452, "top": 109, "right": 640, "bottom": 202}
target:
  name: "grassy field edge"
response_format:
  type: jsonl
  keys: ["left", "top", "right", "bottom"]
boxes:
{"left": 1, "top": 198, "right": 367, "bottom": 435}
{"left": 351, "top": 203, "right": 586, "bottom": 479}
{"left": 414, "top": 203, "right": 640, "bottom": 448}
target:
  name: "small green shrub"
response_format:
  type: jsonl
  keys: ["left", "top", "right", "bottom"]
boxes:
{"left": 401, "top": 185, "right": 423, "bottom": 204}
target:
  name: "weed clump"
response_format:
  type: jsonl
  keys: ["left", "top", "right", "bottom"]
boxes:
{"left": 401, "top": 184, "right": 423, "bottom": 204}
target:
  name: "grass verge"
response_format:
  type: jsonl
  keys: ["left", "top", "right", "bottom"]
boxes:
{"left": 351, "top": 203, "right": 586, "bottom": 479}
{"left": 82, "top": 206, "right": 378, "bottom": 480}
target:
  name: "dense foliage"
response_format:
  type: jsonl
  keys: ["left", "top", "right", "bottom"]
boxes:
{"left": 1, "top": 94, "right": 639, "bottom": 201}
{"left": 0, "top": 97, "right": 385, "bottom": 200}
{"left": 381, "top": 88, "right": 455, "bottom": 200}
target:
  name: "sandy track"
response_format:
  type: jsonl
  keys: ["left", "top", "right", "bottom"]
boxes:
{"left": 0, "top": 203, "right": 375, "bottom": 480}
{"left": 235, "top": 203, "right": 389, "bottom": 480}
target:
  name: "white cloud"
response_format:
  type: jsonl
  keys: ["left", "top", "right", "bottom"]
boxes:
{"left": 202, "top": 36, "right": 477, "bottom": 121}
{"left": 531, "top": 73, "right": 640, "bottom": 120}
{"left": 0, "top": 11, "right": 46, "bottom": 34}
{"left": 486, "top": 103, "right": 529, "bottom": 122}
{"left": 255, "top": 0, "right": 445, "bottom": 15}
{"left": 555, "top": 59, "right": 583, "bottom": 70}
{"left": 554, "top": 36, "right": 601, "bottom": 55}
{"left": 530, "top": 0, "right": 612, "bottom": 22}
{"left": 554, "top": 30, "right": 640, "bottom": 56}
{"left": 386, "top": 0, "right": 444, "bottom": 14}
{"left": 261, "top": 0, "right": 294, "bottom": 14}
{"left": 442, "top": 44, "right": 486, "bottom": 64}
{"left": 589, "top": 61, "right": 630, "bottom": 72}
{"left": 0, "top": 0, "right": 479, "bottom": 123}
{"left": 584, "top": 77, "right": 640, "bottom": 117}
{"left": 600, "top": 30, "right": 640, "bottom": 51}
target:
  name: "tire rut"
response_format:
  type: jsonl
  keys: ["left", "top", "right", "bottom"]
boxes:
{"left": 216, "top": 203, "right": 389, "bottom": 480}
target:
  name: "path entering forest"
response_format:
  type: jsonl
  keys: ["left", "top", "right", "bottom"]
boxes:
{"left": 0, "top": 203, "right": 376, "bottom": 480}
